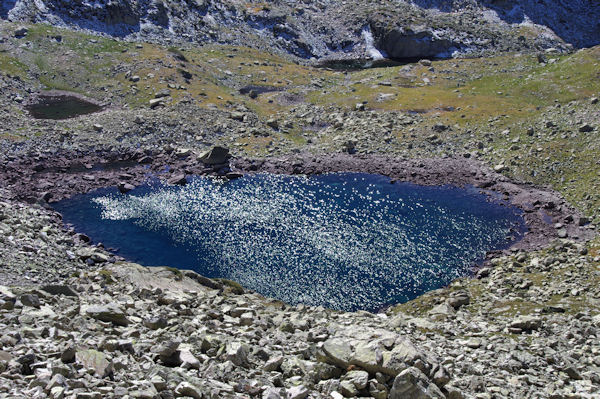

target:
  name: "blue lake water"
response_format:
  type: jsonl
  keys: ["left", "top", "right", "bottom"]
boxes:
{"left": 53, "top": 173, "right": 526, "bottom": 311}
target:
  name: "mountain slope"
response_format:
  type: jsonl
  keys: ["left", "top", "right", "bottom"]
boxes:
{"left": 2, "top": 0, "right": 599, "bottom": 61}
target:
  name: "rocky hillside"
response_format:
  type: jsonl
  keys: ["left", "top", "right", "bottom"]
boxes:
{"left": 0, "top": 4, "right": 600, "bottom": 398}
{"left": 1, "top": 0, "right": 599, "bottom": 60}
{"left": 1, "top": 192, "right": 600, "bottom": 399}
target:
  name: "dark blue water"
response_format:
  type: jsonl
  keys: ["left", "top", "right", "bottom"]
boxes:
{"left": 53, "top": 173, "right": 526, "bottom": 311}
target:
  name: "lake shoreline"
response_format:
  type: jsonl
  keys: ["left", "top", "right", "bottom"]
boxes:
{"left": 1, "top": 150, "right": 595, "bottom": 256}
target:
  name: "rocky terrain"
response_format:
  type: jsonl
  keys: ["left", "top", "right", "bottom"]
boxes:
{"left": 1, "top": 0, "right": 599, "bottom": 60}
{"left": 0, "top": 2, "right": 600, "bottom": 397}
{"left": 1, "top": 192, "right": 600, "bottom": 399}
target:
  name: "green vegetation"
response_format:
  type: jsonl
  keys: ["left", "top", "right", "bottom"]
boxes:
{"left": 1, "top": 22, "right": 599, "bottom": 222}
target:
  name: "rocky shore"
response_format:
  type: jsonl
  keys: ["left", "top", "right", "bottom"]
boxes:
{"left": 0, "top": 12, "right": 599, "bottom": 399}
{"left": 1, "top": 181, "right": 599, "bottom": 398}
{"left": 1, "top": 149, "right": 594, "bottom": 253}
{"left": 1, "top": 148, "right": 599, "bottom": 398}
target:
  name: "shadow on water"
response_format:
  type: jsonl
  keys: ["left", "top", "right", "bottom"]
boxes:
{"left": 26, "top": 94, "right": 103, "bottom": 120}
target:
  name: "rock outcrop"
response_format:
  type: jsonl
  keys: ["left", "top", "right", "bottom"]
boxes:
{"left": 1, "top": 0, "right": 599, "bottom": 60}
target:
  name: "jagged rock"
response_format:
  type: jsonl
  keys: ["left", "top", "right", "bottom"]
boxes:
{"left": 118, "top": 182, "right": 135, "bottom": 193}
{"left": 19, "top": 293, "right": 40, "bottom": 308}
{"left": 389, "top": 367, "right": 444, "bottom": 399}
{"left": 75, "top": 350, "right": 112, "bottom": 378}
{"left": 198, "top": 146, "right": 229, "bottom": 165}
{"left": 168, "top": 173, "right": 187, "bottom": 185}
{"left": 83, "top": 303, "right": 130, "bottom": 326}
{"left": 287, "top": 385, "right": 309, "bottom": 399}
{"left": 226, "top": 342, "right": 249, "bottom": 366}
{"left": 343, "top": 369, "right": 369, "bottom": 390}
{"left": 144, "top": 316, "right": 168, "bottom": 330}
{"left": 509, "top": 316, "right": 542, "bottom": 332}
{"left": 377, "top": 28, "right": 452, "bottom": 59}
{"left": 180, "top": 348, "right": 201, "bottom": 369}
{"left": 382, "top": 339, "right": 424, "bottom": 376}
{"left": 322, "top": 339, "right": 352, "bottom": 368}
{"left": 149, "top": 98, "right": 165, "bottom": 108}
{"left": 174, "top": 381, "right": 202, "bottom": 399}
{"left": 41, "top": 285, "right": 78, "bottom": 297}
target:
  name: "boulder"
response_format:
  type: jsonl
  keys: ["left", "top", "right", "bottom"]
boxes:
{"left": 226, "top": 342, "right": 249, "bottom": 366}
{"left": 389, "top": 367, "right": 444, "bottom": 399}
{"left": 83, "top": 303, "right": 130, "bottom": 326}
{"left": 174, "top": 382, "right": 202, "bottom": 399}
{"left": 509, "top": 315, "right": 542, "bottom": 332}
{"left": 75, "top": 350, "right": 112, "bottom": 378}
{"left": 168, "top": 173, "right": 187, "bottom": 186}
{"left": 14, "top": 27, "right": 28, "bottom": 38}
{"left": 198, "top": 146, "right": 230, "bottom": 165}
{"left": 19, "top": 293, "right": 41, "bottom": 308}
{"left": 41, "top": 285, "right": 78, "bottom": 297}
{"left": 377, "top": 28, "right": 453, "bottom": 59}
{"left": 321, "top": 339, "right": 352, "bottom": 368}
{"left": 381, "top": 339, "right": 424, "bottom": 376}
{"left": 118, "top": 182, "right": 135, "bottom": 193}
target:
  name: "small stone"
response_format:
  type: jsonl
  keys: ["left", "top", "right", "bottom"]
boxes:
{"left": 557, "top": 228, "right": 568, "bottom": 238}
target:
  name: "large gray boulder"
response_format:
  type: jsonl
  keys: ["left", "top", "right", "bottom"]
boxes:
{"left": 83, "top": 303, "right": 130, "bottom": 326}
{"left": 389, "top": 367, "right": 445, "bottom": 399}
{"left": 378, "top": 28, "right": 453, "bottom": 59}
{"left": 198, "top": 146, "right": 230, "bottom": 165}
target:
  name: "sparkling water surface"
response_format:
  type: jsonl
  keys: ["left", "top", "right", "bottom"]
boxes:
{"left": 53, "top": 173, "right": 526, "bottom": 311}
